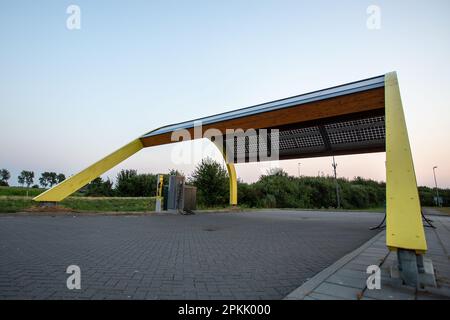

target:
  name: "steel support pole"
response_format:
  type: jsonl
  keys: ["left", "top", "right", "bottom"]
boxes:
{"left": 433, "top": 166, "right": 440, "bottom": 207}
{"left": 332, "top": 156, "right": 340, "bottom": 209}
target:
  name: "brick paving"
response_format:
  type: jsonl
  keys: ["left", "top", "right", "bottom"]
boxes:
{"left": 285, "top": 209, "right": 450, "bottom": 300}
{"left": 0, "top": 210, "right": 382, "bottom": 300}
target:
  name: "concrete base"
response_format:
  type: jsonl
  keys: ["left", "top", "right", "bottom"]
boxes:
{"left": 38, "top": 202, "right": 57, "bottom": 208}
{"left": 229, "top": 205, "right": 241, "bottom": 212}
{"left": 396, "top": 250, "right": 419, "bottom": 287}
{"left": 155, "top": 198, "right": 162, "bottom": 212}
{"left": 419, "top": 258, "right": 437, "bottom": 288}
{"left": 390, "top": 257, "right": 436, "bottom": 288}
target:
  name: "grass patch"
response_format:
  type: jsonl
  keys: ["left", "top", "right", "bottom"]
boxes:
{"left": 0, "top": 196, "right": 156, "bottom": 213}
{"left": 0, "top": 186, "right": 46, "bottom": 197}
{"left": 0, "top": 186, "right": 86, "bottom": 198}
{"left": 0, "top": 196, "right": 34, "bottom": 213}
{"left": 60, "top": 197, "right": 156, "bottom": 212}
{"left": 0, "top": 195, "right": 382, "bottom": 214}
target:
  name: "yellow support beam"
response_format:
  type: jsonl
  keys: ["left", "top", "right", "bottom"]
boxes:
{"left": 33, "top": 139, "right": 143, "bottom": 202}
{"left": 212, "top": 140, "right": 238, "bottom": 206}
{"left": 385, "top": 72, "right": 427, "bottom": 253}
{"left": 226, "top": 162, "right": 238, "bottom": 206}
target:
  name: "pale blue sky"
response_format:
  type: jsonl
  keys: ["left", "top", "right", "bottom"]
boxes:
{"left": 1, "top": 0, "right": 450, "bottom": 187}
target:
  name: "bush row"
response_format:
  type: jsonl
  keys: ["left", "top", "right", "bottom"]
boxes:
{"left": 69, "top": 159, "right": 448, "bottom": 210}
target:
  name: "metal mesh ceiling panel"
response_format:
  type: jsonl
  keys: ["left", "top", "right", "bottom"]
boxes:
{"left": 326, "top": 116, "right": 385, "bottom": 144}
{"left": 224, "top": 115, "right": 385, "bottom": 163}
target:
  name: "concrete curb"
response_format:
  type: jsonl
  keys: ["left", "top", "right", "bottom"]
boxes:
{"left": 284, "top": 231, "right": 385, "bottom": 300}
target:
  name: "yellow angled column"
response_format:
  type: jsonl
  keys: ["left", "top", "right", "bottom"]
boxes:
{"left": 212, "top": 140, "right": 238, "bottom": 206}
{"left": 33, "top": 139, "right": 144, "bottom": 202}
{"left": 385, "top": 72, "right": 427, "bottom": 253}
{"left": 226, "top": 162, "right": 238, "bottom": 206}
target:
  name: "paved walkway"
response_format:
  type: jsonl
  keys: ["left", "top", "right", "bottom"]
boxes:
{"left": 285, "top": 213, "right": 450, "bottom": 300}
{"left": 0, "top": 210, "right": 381, "bottom": 300}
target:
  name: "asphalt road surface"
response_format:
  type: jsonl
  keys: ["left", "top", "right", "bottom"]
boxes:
{"left": 0, "top": 210, "right": 383, "bottom": 299}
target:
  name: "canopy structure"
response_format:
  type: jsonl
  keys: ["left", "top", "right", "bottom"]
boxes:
{"left": 33, "top": 72, "right": 427, "bottom": 256}
{"left": 140, "top": 75, "right": 386, "bottom": 160}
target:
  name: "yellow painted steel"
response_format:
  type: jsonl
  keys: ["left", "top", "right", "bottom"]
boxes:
{"left": 212, "top": 141, "right": 238, "bottom": 206}
{"left": 226, "top": 163, "right": 238, "bottom": 206}
{"left": 33, "top": 139, "right": 144, "bottom": 202}
{"left": 156, "top": 174, "right": 164, "bottom": 198}
{"left": 385, "top": 72, "right": 427, "bottom": 253}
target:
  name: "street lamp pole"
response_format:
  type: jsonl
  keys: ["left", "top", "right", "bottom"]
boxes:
{"left": 332, "top": 156, "right": 341, "bottom": 209}
{"left": 433, "top": 166, "right": 440, "bottom": 207}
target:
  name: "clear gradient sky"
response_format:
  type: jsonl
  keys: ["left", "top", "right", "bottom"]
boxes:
{"left": 1, "top": 0, "right": 450, "bottom": 187}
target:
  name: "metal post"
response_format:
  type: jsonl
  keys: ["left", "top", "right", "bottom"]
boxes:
{"left": 332, "top": 156, "right": 341, "bottom": 209}
{"left": 155, "top": 174, "right": 164, "bottom": 212}
{"left": 433, "top": 166, "right": 440, "bottom": 207}
{"left": 397, "top": 249, "right": 419, "bottom": 287}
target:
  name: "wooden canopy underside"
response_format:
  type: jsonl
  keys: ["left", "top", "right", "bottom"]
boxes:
{"left": 140, "top": 87, "right": 386, "bottom": 162}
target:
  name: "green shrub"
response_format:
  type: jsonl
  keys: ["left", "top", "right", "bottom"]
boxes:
{"left": 115, "top": 170, "right": 157, "bottom": 197}
{"left": 190, "top": 158, "right": 229, "bottom": 207}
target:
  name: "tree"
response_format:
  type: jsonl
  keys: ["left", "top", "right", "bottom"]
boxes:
{"left": 115, "top": 169, "right": 157, "bottom": 197}
{"left": 18, "top": 175, "right": 24, "bottom": 187}
{"left": 0, "top": 169, "right": 10, "bottom": 186}
{"left": 86, "top": 177, "right": 114, "bottom": 197}
{"left": 18, "top": 170, "right": 34, "bottom": 197}
{"left": 115, "top": 169, "right": 138, "bottom": 196}
{"left": 18, "top": 171, "right": 34, "bottom": 188}
{"left": 189, "top": 158, "right": 229, "bottom": 207}
{"left": 57, "top": 173, "right": 66, "bottom": 183}
{"left": 264, "top": 167, "right": 288, "bottom": 177}
{"left": 39, "top": 173, "right": 48, "bottom": 188}
{"left": 39, "top": 172, "right": 58, "bottom": 188}
{"left": 254, "top": 168, "right": 308, "bottom": 208}
{"left": 131, "top": 173, "right": 157, "bottom": 197}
